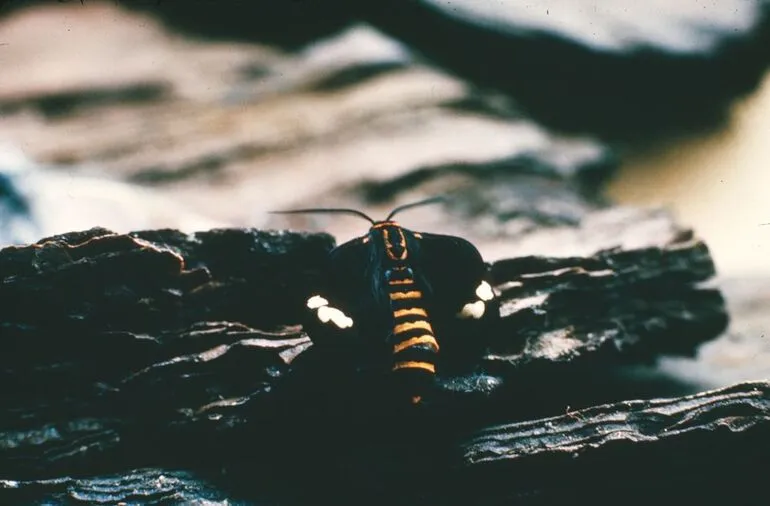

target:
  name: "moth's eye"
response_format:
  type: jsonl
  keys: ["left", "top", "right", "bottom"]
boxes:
{"left": 475, "top": 281, "right": 495, "bottom": 301}
{"left": 457, "top": 300, "right": 485, "bottom": 319}
{"left": 317, "top": 305, "right": 354, "bottom": 329}
{"left": 306, "top": 295, "right": 329, "bottom": 309}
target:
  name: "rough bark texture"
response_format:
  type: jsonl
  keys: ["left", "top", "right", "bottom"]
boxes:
{"left": 460, "top": 381, "right": 770, "bottom": 505}
{"left": 5, "top": 381, "right": 769, "bottom": 505}
{"left": 0, "top": 211, "right": 734, "bottom": 505}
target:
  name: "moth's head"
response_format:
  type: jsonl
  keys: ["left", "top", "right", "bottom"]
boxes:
{"left": 370, "top": 220, "right": 399, "bottom": 231}
{"left": 365, "top": 220, "right": 400, "bottom": 241}
{"left": 364, "top": 220, "right": 408, "bottom": 261}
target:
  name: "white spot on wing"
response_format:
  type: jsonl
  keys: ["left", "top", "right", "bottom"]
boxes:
{"left": 306, "top": 295, "right": 329, "bottom": 309}
{"left": 475, "top": 281, "right": 494, "bottom": 301}
{"left": 457, "top": 300, "right": 485, "bottom": 319}
{"left": 317, "top": 305, "right": 354, "bottom": 329}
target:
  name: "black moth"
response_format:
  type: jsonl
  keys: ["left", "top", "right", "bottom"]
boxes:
{"left": 275, "top": 198, "right": 498, "bottom": 405}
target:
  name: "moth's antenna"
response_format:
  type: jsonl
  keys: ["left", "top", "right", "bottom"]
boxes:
{"left": 386, "top": 196, "right": 444, "bottom": 221}
{"left": 270, "top": 208, "right": 376, "bottom": 225}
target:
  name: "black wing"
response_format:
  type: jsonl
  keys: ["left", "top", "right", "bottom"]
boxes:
{"left": 301, "top": 237, "right": 390, "bottom": 369}
{"left": 410, "top": 231, "right": 498, "bottom": 372}
{"left": 412, "top": 232, "right": 488, "bottom": 313}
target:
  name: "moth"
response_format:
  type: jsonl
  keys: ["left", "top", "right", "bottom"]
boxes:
{"left": 275, "top": 198, "right": 498, "bottom": 405}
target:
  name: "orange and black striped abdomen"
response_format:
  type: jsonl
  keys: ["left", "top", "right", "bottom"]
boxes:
{"left": 386, "top": 266, "right": 439, "bottom": 380}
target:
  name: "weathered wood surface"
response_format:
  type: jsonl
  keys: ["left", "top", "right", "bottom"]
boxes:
{"left": 0, "top": 209, "right": 730, "bottom": 504}
{"left": 460, "top": 380, "right": 770, "bottom": 505}
{"left": 4, "top": 381, "right": 768, "bottom": 505}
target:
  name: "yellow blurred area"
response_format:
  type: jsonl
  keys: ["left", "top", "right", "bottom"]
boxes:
{"left": 608, "top": 70, "right": 770, "bottom": 277}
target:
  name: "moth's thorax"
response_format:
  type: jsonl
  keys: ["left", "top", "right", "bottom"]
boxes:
{"left": 370, "top": 220, "right": 408, "bottom": 262}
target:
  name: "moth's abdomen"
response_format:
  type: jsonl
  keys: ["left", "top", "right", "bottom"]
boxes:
{"left": 385, "top": 267, "right": 438, "bottom": 403}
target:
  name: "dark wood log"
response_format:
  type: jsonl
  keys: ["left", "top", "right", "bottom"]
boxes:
{"left": 460, "top": 380, "right": 770, "bottom": 505}
{"left": 0, "top": 208, "right": 727, "bottom": 493}
{"left": 0, "top": 468, "right": 233, "bottom": 505}
{"left": 3, "top": 381, "right": 768, "bottom": 505}
{"left": 0, "top": 227, "right": 326, "bottom": 479}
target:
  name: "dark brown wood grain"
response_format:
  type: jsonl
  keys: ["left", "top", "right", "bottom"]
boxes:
{"left": 0, "top": 213, "right": 732, "bottom": 506}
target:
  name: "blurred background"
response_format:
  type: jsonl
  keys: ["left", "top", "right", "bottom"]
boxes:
{"left": 1, "top": 0, "right": 769, "bottom": 278}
